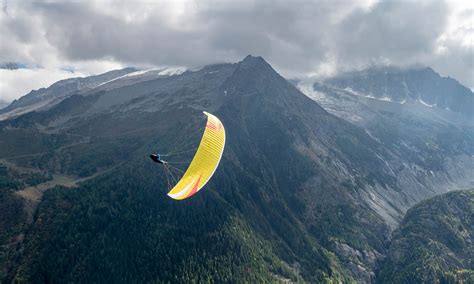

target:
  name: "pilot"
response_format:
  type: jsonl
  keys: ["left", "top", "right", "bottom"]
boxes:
{"left": 150, "top": 153, "right": 166, "bottom": 164}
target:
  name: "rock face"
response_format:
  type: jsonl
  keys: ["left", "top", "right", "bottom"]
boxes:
{"left": 298, "top": 69, "right": 474, "bottom": 228}
{"left": 0, "top": 56, "right": 472, "bottom": 283}
{"left": 378, "top": 189, "right": 474, "bottom": 283}
{"left": 322, "top": 66, "right": 474, "bottom": 117}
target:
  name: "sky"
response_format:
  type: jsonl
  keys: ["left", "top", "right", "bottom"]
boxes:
{"left": 0, "top": 0, "right": 472, "bottom": 102}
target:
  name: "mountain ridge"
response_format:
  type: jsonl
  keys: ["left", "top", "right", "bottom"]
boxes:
{"left": 320, "top": 65, "right": 474, "bottom": 117}
{"left": 0, "top": 56, "right": 472, "bottom": 283}
{"left": 378, "top": 189, "right": 474, "bottom": 283}
{"left": 0, "top": 68, "right": 138, "bottom": 120}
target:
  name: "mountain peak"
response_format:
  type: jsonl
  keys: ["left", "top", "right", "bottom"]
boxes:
{"left": 221, "top": 55, "right": 281, "bottom": 88}
{"left": 224, "top": 55, "right": 291, "bottom": 96}
{"left": 239, "top": 55, "right": 270, "bottom": 69}
{"left": 242, "top": 54, "right": 265, "bottom": 62}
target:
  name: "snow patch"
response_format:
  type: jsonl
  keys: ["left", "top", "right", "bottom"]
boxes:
{"left": 418, "top": 99, "right": 435, "bottom": 108}
{"left": 158, "top": 67, "right": 186, "bottom": 76}
{"left": 298, "top": 82, "right": 365, "bottom": 123}
{"left": 297, "top": 82, "right": 328, "bottom": 102}
{"left": 96, "top": 67, "right": 186, "bottom": 87}
{"left": 343, "top": 87, "right": 408, "bottom": 104}
{"left": 96, "top": 69, "right": 155, "bottom": 87}
{"left": 343, "top": 87, "right": 356, "bottom": 94}
{"left": 379, "top": 97, "right": 393, "bottom": 102}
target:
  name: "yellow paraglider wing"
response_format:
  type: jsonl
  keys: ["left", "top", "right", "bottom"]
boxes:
{"left": 167, "top": 112, "right": 226, "bottom": 200}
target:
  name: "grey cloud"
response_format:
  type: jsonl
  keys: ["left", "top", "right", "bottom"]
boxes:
{"left": 430, "top": 40, "right": 473, "bottom": 89}
{"left": 2, "top": 0, "right": 473, "bottom": 88}
{"left": 34, "top": 2, "right": 211, "bottom": 66}
{"left": 333, "top": 1, "right": 448, "bottom": 67}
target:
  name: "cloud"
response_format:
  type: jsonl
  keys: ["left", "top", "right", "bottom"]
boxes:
{"left": 333, "top": 1, "right": 448, "bottom": 66}
{"left": 0, "top": 0, "right": 472, "bottom": 102}
{"left": 0, "top": 59, "right": 123, "bottom": 102}
{"left": 0, "top": 68, "right": 81, "bottom": 102}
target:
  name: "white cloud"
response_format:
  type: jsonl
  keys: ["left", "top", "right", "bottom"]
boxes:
{"left": 0, "top": 59, "right": 123, "bottom": 102}
{"left": 0, "top": 68, "right": 80, "bottom": 102}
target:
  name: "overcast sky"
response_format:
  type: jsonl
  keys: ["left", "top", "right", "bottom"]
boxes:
{"left": 0, "top": 0, "right": 472, "bottom": 102}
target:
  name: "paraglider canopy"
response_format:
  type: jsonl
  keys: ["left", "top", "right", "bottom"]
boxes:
{"left": 152, "top": 111, "right": 226, "bottom": 200}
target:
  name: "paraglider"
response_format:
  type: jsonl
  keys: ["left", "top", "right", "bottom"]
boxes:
{"left": 149, "top": 153, "right": 166, "bottom": 164}
{"left": 151, "top": 111, "right": 226, "bottom": 200}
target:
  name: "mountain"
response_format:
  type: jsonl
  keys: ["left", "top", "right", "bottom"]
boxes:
{"left": 378, "top": 189, "right": 474, "bottom": 283}
{"left": 0, "top": 67, "right": 189, "bottom": 122}
{"left": 320, "top": 66, "right": 474, "bottom": 117}
{"left": 298, "top": 68, "right": 474, "bottom": 227}
{"left": 0, "top": 68, "right": 138, "bottom": 120}
{"left": 0, "top": 56, "right": 473, "bottom": 283}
